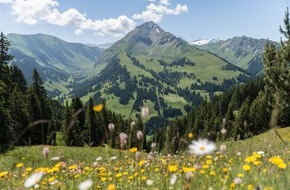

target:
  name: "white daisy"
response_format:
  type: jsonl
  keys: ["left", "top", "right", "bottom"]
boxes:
{"left": 24, "top": 172, "right": 44, "bottom": 188}
{"left": 170, "top": 174, "right": 177, "bottom": 185}
{"left": 188, "top": 138, "right": 216, "bottom": 156}
{"left": 78, "top": 179, "right": 93, "bottom": 190}
{"left": 146, "top": 179, "right": 154, "bottom": 186}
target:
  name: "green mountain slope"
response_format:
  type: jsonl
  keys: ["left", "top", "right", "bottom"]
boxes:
{"left": 75, "top": 22, "right": 252, "bottom": 121}
{"left": 8, "top": 33, "right": 104, "bottom": 99}
{"left": 194, "top": 36, "right": 279, "bottom": 75}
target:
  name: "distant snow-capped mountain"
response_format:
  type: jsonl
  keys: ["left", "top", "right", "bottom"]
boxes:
{"left": 86, "top": 42, "right": 114, "bottom": 49}
{"left": 189, "top": 38, "right": 222, "bottom": 45}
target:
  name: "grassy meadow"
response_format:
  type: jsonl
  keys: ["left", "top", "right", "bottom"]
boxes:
{"left": 0, "top": 127, "right": 289, "bottom": 189}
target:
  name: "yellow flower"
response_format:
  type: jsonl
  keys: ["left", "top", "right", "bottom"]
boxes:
{"left": 264, "top": 187, "right": 273, "bottom": 190}
{"left": 182, "top": 167, "right": 196, "bottom": 173}
{"left": 128, "top": 176, "right": 133, "bottom": 180}
{"left": 115, "top": 173, "right": 122, "bottom": 178}
{"left": 138, "top": 160, "right": 145, "bottom": 166}
{"left": 245, "top": 156, "right": 256, "bottom": 163}
{"left": 74, "top": 174, "right": 80, "bottom": 179}
{"left": 168, "top": 165, "right": 178, "bottom": 172}
{"left": 278, "top": 162, "right": 287, "bottom": 169}
{"left": 252, "top": 152, "right": 261, "bottom": 158}
{"left": 247, "top": 184, "right": 254, "bottom": 190}
{"left": 253, "top": 161, "right": 262, "bottom": 166}
{"left": 0, "top": 171, "right": 8, "bottom": 177}
{"left": 268, "top": 156, "right": 285, "bottom": 165}
{"left": 25, "top": 167, "right": 33, "bottom": 172}
{"left": 188, "top": 132, "right": 194, "bottom": 139}
{"left": 242, "top": 164, "right": 251, "bottom": 171}
{"left": 107, "top": 184, "right": 116, "bottom": 190}
{"left": 129, "top": 147, "right": 138, "bottom": 153}
{"left": 237, "top": 173, "right": 243, "bottom": 178}
{"left": 93, "top": 104, "right": 104, "bottom": 112}
{"left": 209, "top": 171, "right": 216, "bottom": 176}
{"left": 206, "top": 159, "right": 212, "bottom": 165}
{"left": 223, "top": 168, "right": 229, "bottom": 173}
{"left": 68, "top": 165, "right": 78, "bottom": 170}
{"left": 230, "top": 182, "right": 236, "bottom": 189}
{"left": 48, "top": 176, "right": 55, "bottom": 182}
{"left": 16, "top": 163, "right": 24, "bottom": 168}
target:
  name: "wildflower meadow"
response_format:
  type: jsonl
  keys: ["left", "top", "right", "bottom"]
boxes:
{"left": 0, "top": 126, "right": 289, "bottom": 189}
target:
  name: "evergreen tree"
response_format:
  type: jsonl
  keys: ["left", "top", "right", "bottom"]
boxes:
{"left": 249, "top": 92, "right": 271, "bottom": 135}
{"left": 10, "top": 65, "right": 27, "bottom": 93}
{"left": 0, "top": 81, "right": 11, "bottom": 146}
{"left": 84, "top": 97, "right": 98, "bottom": 146}
{"left": 27, "top": 69, "right": 51, "bottom": 144}
{"left": 9, "top": 86, "right": 30, "bottom": 145}
{"left": 0, "top": 32, "right": 13, "bottom": 72}
{"left": 69, "top": 97, "right": 85, "bottom": 146}
{"left": 263, "top": 8, "right": 290, "bottom": 127}
{"left": 61, "top": 100, "right": 73, "bottom": 146}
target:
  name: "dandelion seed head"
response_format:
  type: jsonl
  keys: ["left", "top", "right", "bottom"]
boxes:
{"left": 42, "top": 147, "right": 49, "bottom": 159}
{"left": 137, "top": 130, "right": 143, "bottom": 140}
{"left": 108, "top": 123, "right": 115, "bottom": 132}
{"left": 141, "top": 106, "right": 149, "bottom": 118}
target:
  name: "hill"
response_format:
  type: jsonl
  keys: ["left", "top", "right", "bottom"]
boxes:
{"left": 7, "top": 33, "right": 104, "bottom": 99}
{"left": 193, "top": 36, "right": 279, "bottom": 75}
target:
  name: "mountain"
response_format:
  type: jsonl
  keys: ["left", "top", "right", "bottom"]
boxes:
{"left": 73, "top": 21, "right": 252, "bottom": 124}
{"left": 7, "top": 33, "right": 103, "bottom": 98}
{"left": 193, "top": 36, "right": 279, "bottom": 75}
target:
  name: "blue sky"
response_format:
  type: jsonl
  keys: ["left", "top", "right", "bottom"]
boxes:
{"left": 0, "top": 0, "right": 289, "bottom": 44}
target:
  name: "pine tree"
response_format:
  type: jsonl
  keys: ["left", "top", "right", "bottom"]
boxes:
{"left": 27, "top": 69, "right": 51, "bottom": 144}
{"left": 263, "top": 8, "right": 290, "bottom": 127}
{"left": 69, "top": 97, "right": 85, "bottom": 146}
{"left": 84, "top": 97, "right": 98, "bottom": 146}
{"left": 9, "top": 86, "right": 30, "bottom": 145}
{"left": 0, "top": 32, "right": 13, "bottom": 72}
{"left": 10, "top": 65, "right": 27, "bottom": 93}
{"left": 0, "top": 81, "right": 11, "bottom": 146}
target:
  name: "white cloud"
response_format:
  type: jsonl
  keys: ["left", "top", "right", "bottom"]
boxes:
{"left": 10, "top": 0, "right": 135, "bottom": 37}
{"left": 0, "top": 0, "right": 13, "bottom": 3}
{"left": 7, "top": 0, "right": 187, "bottom": 37}
{"left": 12, "top": 0, "right": 59, "bottom": 25}
{"left": 132, "top": 2, "right": 188, "bottom": 23}
{"left": 160, "top": 0, "right": 170, "bottom": 6}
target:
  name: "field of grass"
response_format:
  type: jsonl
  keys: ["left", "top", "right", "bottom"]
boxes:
{"left": 0, "top": 127, "right": 289, "bottom": 189}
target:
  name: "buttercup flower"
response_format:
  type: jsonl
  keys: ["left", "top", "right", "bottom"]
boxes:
{"left": 188, "top": 138, "right": 216, "bottom": 156}
{"left": 93, "top": 104, "right": 103, "bottom": 112}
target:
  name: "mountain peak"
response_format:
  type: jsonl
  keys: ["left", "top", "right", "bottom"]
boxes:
{"left": 134, "top": 21, "right": 165, "bottom": 38}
